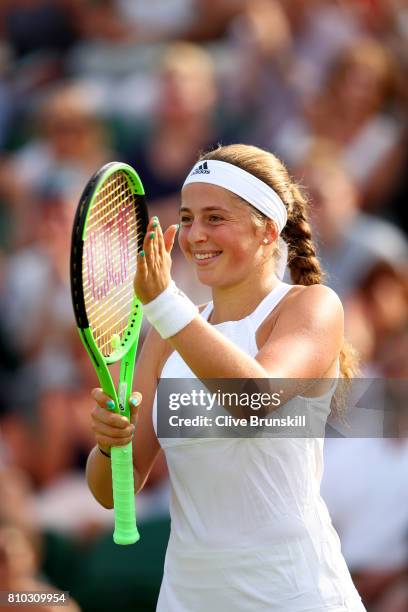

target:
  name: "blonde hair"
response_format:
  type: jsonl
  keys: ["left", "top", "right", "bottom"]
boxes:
{"left": 160, "top": 42, "right": 214, "bottom": 82}
{"left": 199, "top": 144, "right": 360, "bottom": 380}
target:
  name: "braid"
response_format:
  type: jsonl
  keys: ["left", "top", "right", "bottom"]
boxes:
{"left": 281, "top": 183, "right": 324, "bottom": 287}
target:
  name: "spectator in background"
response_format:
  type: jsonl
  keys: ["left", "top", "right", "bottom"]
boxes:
{"left": 322, "top": 432, "right": 408, "bottom": 612}
{"left": 0, "top": 0, "right": 82, "bottom": 103}
{"left": 345, "top": 260, "right": 408, "bottom": 377}
{"left": 275, "top": 38, "right": 406, "bottom": 211}
{"left": 77, "top": 0, "right": 248, "bottom": 45}
{"left": 84, "top": 0, "right": 249, "bottom": 42}
{"left": 64, "top": 1, "right": 249, "bottom": 121}
{"left": 0, "top": 82, "right": 114, "bottom": 248}
{"left": 294, "top": 140, "right": 407, "bottom": 299}
{"left": 225, "top": 0, "right": 361, "bottom": 146}
{"left": 0, "top": 0, "right": 80, "bottom": 60}
{"left": 0, "top": 521, "right": 80, "bottom": 611}
{"left": 9, "top": 81, "right": 112, "bottom": 195}
{"left": 0, "top": 192, "right": 78, "bottom": 390}
{"left": 125, "top": 42, "right": 219, "bottom": 304}
{"left": 0, "top": 466, "right": 80, "bottom": 611}
{"left": 0, "top": 43, "right": 13, "bottom": 153}
{"left": 0, "top": 187, "right": 98, "bottom": 494}
{"left": 343, "top": 0, "right": 408, "bottom": 49}
{"left": 125, "top": 42, "right": 218, "bottom": 222}
{"left": 79, "top": 0, "right": 194, "bottom": 45}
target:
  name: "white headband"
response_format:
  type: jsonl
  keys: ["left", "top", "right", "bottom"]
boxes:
{"left": 182, "top": 159, "right": 288, "bottom": 233}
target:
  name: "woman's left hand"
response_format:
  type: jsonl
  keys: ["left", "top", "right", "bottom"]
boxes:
{"left": 134, "top": 217, "right": 178, "bottom": 304}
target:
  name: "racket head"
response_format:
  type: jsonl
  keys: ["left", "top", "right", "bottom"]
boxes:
{"left": 70, "top": 162, "right": 148, "bottom": 365}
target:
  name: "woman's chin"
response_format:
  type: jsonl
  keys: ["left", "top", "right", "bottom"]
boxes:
{"left": 195, "top": 269, "right": 216, "bottom": 285}
{"left": 195, "top": 271, "right": 235, "bottom": 289}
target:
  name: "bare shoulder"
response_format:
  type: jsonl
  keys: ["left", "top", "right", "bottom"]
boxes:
{"left": 274, "top": 283, "right": 344, "bottom": 335}
{"left": 290, "top": 283, "right": 343, "bottom": 315}
{"left": 256, "top": 284, "right": 344, "bottom": 378}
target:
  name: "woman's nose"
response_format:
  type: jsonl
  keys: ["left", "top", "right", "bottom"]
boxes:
{"left": 187, "top": 220, "right": 207, "bottom": 243}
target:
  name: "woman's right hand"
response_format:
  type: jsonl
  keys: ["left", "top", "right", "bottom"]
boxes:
{"left": 90, "top": 388, "right": 142, "bottom": 455}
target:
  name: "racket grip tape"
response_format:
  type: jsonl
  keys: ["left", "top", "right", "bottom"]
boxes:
{"left": 111, "top": 443, "right": 140, "bottom": 545}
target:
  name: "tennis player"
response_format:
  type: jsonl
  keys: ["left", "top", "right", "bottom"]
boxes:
{"left": 86, "top": 144, "right": 366, "bottom": 611}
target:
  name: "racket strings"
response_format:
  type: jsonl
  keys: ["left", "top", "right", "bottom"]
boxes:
{"left": 83, "top": 220, "right": 142, "bottom": 290}
{"left": 83, "top": 171, "right": 142, "bottom": 357}
{"left": 86, "top": 181, "right": 135, "bottom": 231}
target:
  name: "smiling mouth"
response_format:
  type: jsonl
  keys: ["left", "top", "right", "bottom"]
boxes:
{"left": 193, "top": 251, "right": 222, "bottom": 262}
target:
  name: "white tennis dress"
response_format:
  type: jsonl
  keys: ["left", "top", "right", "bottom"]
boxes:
{"left": 153, "top": 282, "right": 366, "bottom": 611}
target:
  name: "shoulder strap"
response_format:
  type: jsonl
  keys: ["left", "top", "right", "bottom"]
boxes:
{"left": 248, "top": 282, "right": 293, "bottom": 330}
{"left": 200, "top": 302, "right": 213, "bottom": 321}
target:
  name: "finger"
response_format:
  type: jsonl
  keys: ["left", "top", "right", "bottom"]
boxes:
{"left": 129, "top": 391, "right": 142, "bottom": 426}
{"left": 144, "top": 225, "right": 157, "bottom": 268}
{"left": 129, "top": 392, "right": 142, "bottom": 413}
{"left": 147, "top": 216, "right": 159, "bottom": 244}
{"left": 150, "top": 227, "right": 159, "bottom": 263}
{"left": 92, "top": 419, "right": 135, "bottom": 440}
{"left": 136, "top": 248, "right": 147, "bottom": 278}
{"left": 152, "top": 217, "right": 166, "bottom": 258}
{"left": 163, "top": 224, "right": 178, "bottom": 254}
{"left": 150, "top": 216, "right": 159, "bottom": 231}
{"left": 91, "top": 404, "right": 130, "bottom": 428}
{"left": 91, "top": 388, "right": 116, "bottom": 411}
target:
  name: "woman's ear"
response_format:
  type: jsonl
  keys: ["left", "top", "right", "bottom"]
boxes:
{"left": 263, "top": 219, "right": 279, "bottom": 244}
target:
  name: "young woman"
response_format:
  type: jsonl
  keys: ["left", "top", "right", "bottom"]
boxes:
{"left": 86, "top": 144, "right": 365, "bottom": 611}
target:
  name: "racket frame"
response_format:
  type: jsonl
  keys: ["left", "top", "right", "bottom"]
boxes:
{"left": 70, "top": 162, "right": 148, "bottom": 544}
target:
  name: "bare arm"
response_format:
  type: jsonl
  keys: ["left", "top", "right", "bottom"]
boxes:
{"left": 167, "top": 284, "right": 343, "bottom": 390}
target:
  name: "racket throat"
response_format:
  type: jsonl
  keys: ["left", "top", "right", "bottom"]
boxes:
{"left": 118, "top": 381, "right": 128, "bottom": 413}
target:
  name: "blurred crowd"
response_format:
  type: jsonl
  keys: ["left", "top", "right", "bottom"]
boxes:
{"left": 0, "top": 1, "right": 407, "bottom": 611}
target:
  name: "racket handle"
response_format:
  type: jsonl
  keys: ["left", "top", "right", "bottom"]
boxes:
{"left": 111, "top": 443, "right": 140, "bottom": 545}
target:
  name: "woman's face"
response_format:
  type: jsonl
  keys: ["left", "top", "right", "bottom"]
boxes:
{"left": 179, "top": 183, "right": 265, "bottom": 288}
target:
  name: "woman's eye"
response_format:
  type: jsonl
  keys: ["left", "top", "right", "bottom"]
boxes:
{"left": 208, "top": 215, "right": 223, "bottom": 223}
{"left": 180, "top": 215, "right": 192, "bottom": 224}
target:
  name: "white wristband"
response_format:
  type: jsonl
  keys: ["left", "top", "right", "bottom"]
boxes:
{"left": 142, "top": 281, "right": 198, "bottom": 339}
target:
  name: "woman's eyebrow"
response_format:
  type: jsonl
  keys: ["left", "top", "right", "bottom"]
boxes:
{"left": 179, "top": 205, "right": 229, "bottom": 213}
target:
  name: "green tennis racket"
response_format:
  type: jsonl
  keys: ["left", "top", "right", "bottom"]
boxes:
{"left": 70, "top": 162, "right": 149, "bottom": 545}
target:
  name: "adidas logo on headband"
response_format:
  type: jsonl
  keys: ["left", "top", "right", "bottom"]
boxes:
{"left": 191, "top": 161, "right": 210, "bottom": 176}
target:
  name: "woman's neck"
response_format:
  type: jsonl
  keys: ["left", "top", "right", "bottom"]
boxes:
{"left": 209, "top": 276, "right": 282, "bottom": 324}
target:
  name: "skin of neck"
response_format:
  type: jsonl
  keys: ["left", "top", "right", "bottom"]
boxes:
{"left": 209, "top": 257, "right": 282, "bottom": 324}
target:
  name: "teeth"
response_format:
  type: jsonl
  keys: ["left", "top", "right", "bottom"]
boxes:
{"left": 194, "top": 252, "right": 221, "bottom": 260}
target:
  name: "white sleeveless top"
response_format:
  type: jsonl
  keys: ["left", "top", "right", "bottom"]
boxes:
{"left": 153, "top": 282, "right": 365, "bottom": 612}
